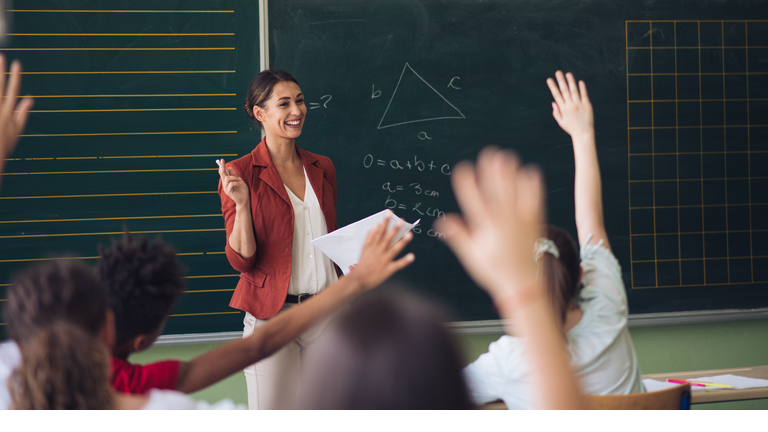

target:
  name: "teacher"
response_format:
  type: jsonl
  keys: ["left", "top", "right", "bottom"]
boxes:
{"left": 217, "top": 70, "right": 339, "bottom": 410}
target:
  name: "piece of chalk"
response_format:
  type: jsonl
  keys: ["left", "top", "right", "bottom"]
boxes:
{"left": 215, "top": 159, "right": 222, "bottom": 167}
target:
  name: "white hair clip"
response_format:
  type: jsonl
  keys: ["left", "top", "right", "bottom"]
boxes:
{"left": 534, "top": 238, "right": 560, "bottom": 262}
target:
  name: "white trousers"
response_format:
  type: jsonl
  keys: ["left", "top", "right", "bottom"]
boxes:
{"left": 242, "top": 303, "right": 334, "bottom": 410}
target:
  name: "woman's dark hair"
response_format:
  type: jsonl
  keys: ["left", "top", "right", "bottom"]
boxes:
{"left": 538, "top": 225, "right": 582, "bottom": 325}
{"left": 4, "top": 260, "right": 112, "bottom": 409}
{"left": 299, "top": 290, "right": 473, "bottom": 410}
{"left": 244, "top": 69, "right": 299, "bottom": 129}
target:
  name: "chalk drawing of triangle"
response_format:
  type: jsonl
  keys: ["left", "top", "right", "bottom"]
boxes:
{"left": 377, "top": 63, "right": 465, "bottom": 129}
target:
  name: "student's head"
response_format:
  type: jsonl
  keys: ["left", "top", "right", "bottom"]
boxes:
{"left": 98, "top": 232, "right": 185, "bottom": 353}
{"left": 5, "top": 260, "right": 110, "bottom": 342}
{"left": 299, "top": 290, "right": 473, "bottom": 409}
{"left": 536, "top": 225, "right": 582, "bottom": 325}
{"left": 4, "top": 260, "right": 113, "bottom": 409}
{"left": 244, "top": 69, "right": 305, "bottom": 137}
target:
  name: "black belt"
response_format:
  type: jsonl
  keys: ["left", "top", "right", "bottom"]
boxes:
{"left": 285, "top": 293, "right": 314, "bottom": 304}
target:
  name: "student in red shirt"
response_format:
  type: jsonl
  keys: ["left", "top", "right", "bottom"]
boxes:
{"left": 101, "top": 223, "right": 413, "bottom": 394}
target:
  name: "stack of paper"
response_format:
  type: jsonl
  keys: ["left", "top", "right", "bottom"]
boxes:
{"left": 643, "top": 374, "right": 768, "bottom": 393}
{"left": 311, "top": 209, "right": 419, "bottom": 275}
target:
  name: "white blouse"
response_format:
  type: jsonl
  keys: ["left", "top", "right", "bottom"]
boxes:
{"left": 463, "top": 239, "right": 644, "bottom": 409}
{"left": 284, "top": 167, "right": 338, "bottom": 296}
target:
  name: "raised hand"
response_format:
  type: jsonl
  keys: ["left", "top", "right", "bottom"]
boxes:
{"left": 347, "top": 215, "right": 415, "bottom": 291}
{"left": 0, "top": 55, "right": 34, "bottom": 190}
{"left": 217, "top": 159, "right": 250, "bottom": 207}
{"left": 435, "top": 147, "right": 545, "bottom": 300}
{"left": 546, "top": 71, "right": 593, "bottom": 140}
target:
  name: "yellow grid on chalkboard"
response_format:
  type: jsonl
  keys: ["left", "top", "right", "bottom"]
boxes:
{"left": 626, "top": 20, "right": 768, "bottom": 289}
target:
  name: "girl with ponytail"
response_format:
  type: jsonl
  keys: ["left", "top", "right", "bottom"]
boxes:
{"left": 0, "top": 260, "right": 241, "bottom": 409}
{"left": 462, "top": 72, "right": 643, "bottom": 409}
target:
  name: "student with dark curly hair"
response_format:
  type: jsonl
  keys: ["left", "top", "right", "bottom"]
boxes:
{"left": 0, "top": 260, "right": 240, "bottom": 409}
{"left": 101, "top": 222, "right": 413, "bottom": 395}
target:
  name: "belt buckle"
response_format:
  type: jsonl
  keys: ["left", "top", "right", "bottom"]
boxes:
{"left": 297, "top": 294, "right": 310, "bottom": 304}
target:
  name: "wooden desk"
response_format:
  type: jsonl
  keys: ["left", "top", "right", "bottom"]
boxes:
{"left": 643, "top": 365, "right": 768, "bottom": 404}
{"left": 480, "top": 365, "right": 768, "bottom": 408}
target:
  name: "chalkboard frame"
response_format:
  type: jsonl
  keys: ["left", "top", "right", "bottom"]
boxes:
{"left": 157, "top": 0, "right": 768, "bottom": 345}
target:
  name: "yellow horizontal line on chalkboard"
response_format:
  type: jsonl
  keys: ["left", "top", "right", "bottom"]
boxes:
{"left": 0, "top": 214, "right": 222, "bottom": 224}
{"left": 632, "top": 280, "right": 768, "bottom": 289}
{"left": 628, "top": 72, "right": 768, "bottom": 76}
{"left": 629, "top": 98, "right": 768, "bottom": 103}
{"left": 3, "top": 168, "right": 217, "bottom": 176}
{"left": 626, "top": 20, "right": 768, "bottom": 22}
{"left": 630, "top": 177, "right": 768, "bottom": 183}
{"left": 21, "top": 130, "right": 236, "bottom": 137}
{"left": 630, "top": 203, "right": 766, "bottom": 210}
{"left": 29, "top": 107, "right": 237, "bottom": 113}
{"left": 169, "top": 311, "right": 240, "bottom": 318}
{"left": 637, "top": 177, "right": 768, "bottom": 182}
{"left": 9, "top": 33, "right": 235, "bottom": 36}
{"left": 185, "top": 274, "right": 238, "bottom": 279}
{"left": 9, "top": 10, "right": 234, "bottom": 13}
{"left": 0, "top": 228, "right": 224, "bottom": 239}
{"left": 23, "top": 93, "right": 237, "bottom": 98}
{"left": 0, "top": 251, "right": 222, "bottom": 263}
{"left": 7, "top": 154, "right": 238, "bottom": 161}
{"left": 2, "top": 47, "right": 235, "bottom": 51}
{"left": 14, "top": 71, "right": 235, "bottom": 75}
{"left": 629, "top": 151, "right": 768, "bottom": 156}
{"left": 633, "top": 255, "right": 768, "bottom": 263}
{"left": 628, "top": 46, "right": 768, "bottom": 49}
{"left": 0, "top": 191, "right": 217, "bottom": 200}
{"left": 185, "top": 289, "right": 236, "bottom": 294}
{"left": 628, "top": 125, "right": 765, "bottom": 130}
{"left": 632, "top": 255, "right": 768, "bottom": 263}
{"left": 632, "top": 228, "right": 768, "bottom": 236}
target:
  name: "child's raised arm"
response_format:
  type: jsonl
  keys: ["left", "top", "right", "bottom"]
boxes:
{"left": 436, "top": 148, "right": 582, "bottom": 410}
{"left": 174, "top": 218, "right": 415, "bottom": 394}
{"left": 547, "top": 71, "right": 610, "bottom": 251}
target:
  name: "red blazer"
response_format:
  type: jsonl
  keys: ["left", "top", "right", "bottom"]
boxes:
{"left": 219, "top": 138, "right": 338, "bottom": 319}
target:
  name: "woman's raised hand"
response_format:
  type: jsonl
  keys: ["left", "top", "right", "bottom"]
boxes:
{"left": 546, "top": 71, "right": 593, "bottom": 140}
{"left": 218, "top": 159, "right": 250, "bottom": 207}
{"left": 435, "top": 147, "right": 545, "bottom": 300}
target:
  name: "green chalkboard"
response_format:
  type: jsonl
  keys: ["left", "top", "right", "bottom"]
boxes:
{"left": 0, "top": 0, "right": 261, "bottom": 338}
{"left": 269, "top": 0, "right": 768, "bottom": 319}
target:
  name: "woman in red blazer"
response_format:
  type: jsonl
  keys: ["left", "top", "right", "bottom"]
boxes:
{"left": 218, "top": 70, "right": 339, "bottom": 410}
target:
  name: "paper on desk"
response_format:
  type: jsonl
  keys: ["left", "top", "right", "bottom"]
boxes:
{"left": 642, "top": 379, "right": 679, "bottom": 393}
{"left": 643, "top": 374, "right": 768, "bottom": 393}
{"left": 641, "top": 379, "right": 706, "bottom": 393}
{"left": 311, "top": 209, "right": 419, "bottom": 275}
{"left": 686, "top": 374, "right": 768, "bottom": 389}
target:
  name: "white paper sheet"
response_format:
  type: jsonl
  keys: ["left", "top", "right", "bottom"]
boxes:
{"left": 642, "top": 379, "right": 708, "bottom": 392}
{"left": 642, "top": 379, "right": 680, "bottom": 393}
{"left": 685, "top": 374, "right": 768, "bottom": 389}
{"left": 642, "top": 374, "right": 768, "bottom": 394}
{"left": 311, "top": 209, "right": 419, "bottom": 275}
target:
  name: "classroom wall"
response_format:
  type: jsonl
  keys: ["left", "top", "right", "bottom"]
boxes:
{"left": 132, "top": 318, "right": 768, "bottom": 410}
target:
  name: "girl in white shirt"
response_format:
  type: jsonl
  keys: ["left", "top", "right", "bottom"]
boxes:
{"left": 463, "top": 71, "right": 644, "bottom": 409}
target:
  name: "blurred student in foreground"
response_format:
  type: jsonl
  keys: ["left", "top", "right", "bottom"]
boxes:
{"left": 0, "top": 219, "right": 412, "bottom": 409}
{"left": 299, "top": 147, "right": 583, "bottom": 410}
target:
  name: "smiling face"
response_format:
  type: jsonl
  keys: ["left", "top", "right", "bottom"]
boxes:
{"left": 254, "top": 80, "right": 307, "bottom": 141}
